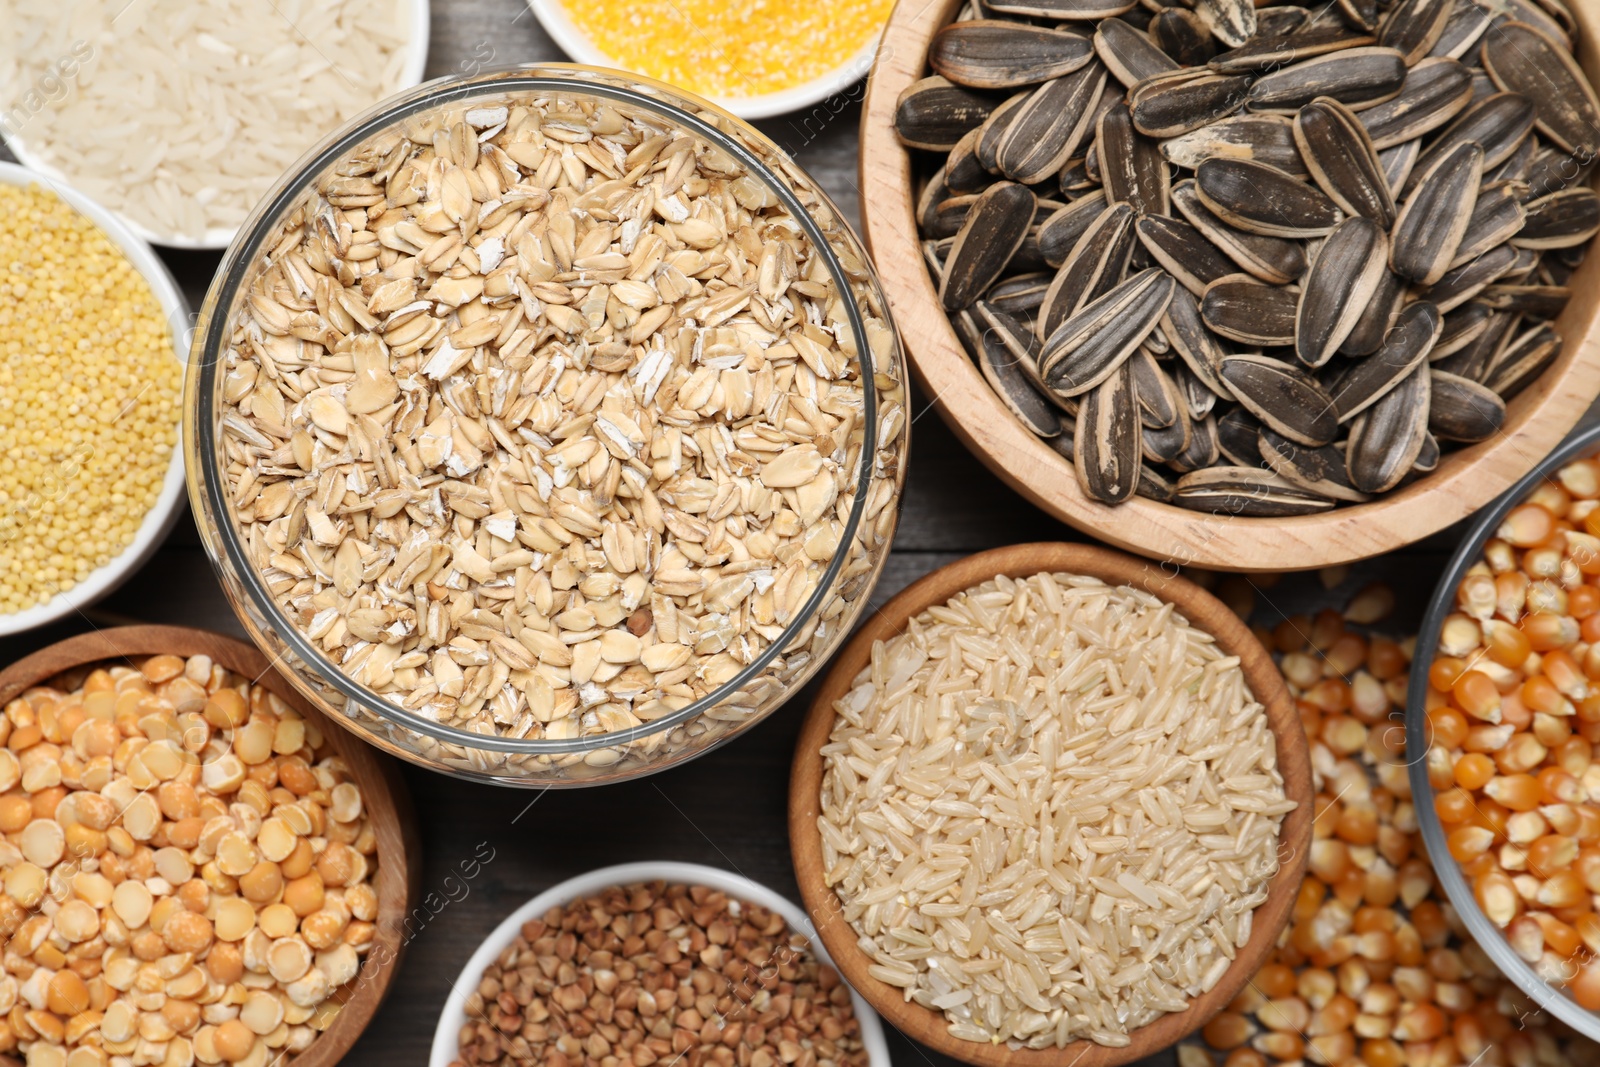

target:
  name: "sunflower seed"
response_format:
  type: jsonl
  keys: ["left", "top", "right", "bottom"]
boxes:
{"left": 1378, "top": 0, "right": 1455, "bottom": 65}
{"left": 1356, "top": 57, "right": 1474, "bottom": 148}
{"left": 928, "top": 193, "right": 979, "bottom": 238}
{"left": 1131, "top": 347, "right": 1182, "bottom": 428}
{"left": 1042, "top": 268, "right": 1176, "bottom": 394}
{"left": 1347, "top": 364, "right": 1431, "bottom": 492}
{"left": 1259, "top": 430, "right": 1371, "bottom": 502}
{"left": 960, "top": 309, "right": 1064, "bottom": 436}
{"left": 1294, "top": 98, "right": 1396, "bottom": 232}
{"left": 1434, "top": 307, "right": 1515, "bottom": 379}
{"left": 1095, "top": 18, "right": 1180, "bottom": 87}
{"left": 917, "top": 166, "right": 952, "bottom": 235}
{"left": 1479, "top": 284, "right": 1571, "bottom": 317}
{"left": 1194, "top": 0, "right": 1257, "bottom": 48}
{"left": 1258, "top": 6, "right": 1314, "bottom": 36}
{"left": 1246, "top": 48, "right": 1408, "bottom": 114}
{"left": 1430, "top": 0, "right": 1493, "bottom": 58}
{"left": 973, "top": 300, "right": 1075, "bottom": 409}
{"left": 1038, "top": 191, "right": 1109, "bottom": 267}
{"left": 1412, "top": 432, "right": 1441, "bottom": 471}
{"left": 1222, "top": 353, "right": 1340, "bottom": 445}
{"left": 1049, "top": 414, "right": 1077, "bottom": 461}
{"left": 1099, "top": 100, "right": 1173, "bottom": 214}
{"left": 1195, "top": 158, "right": 1344, "bottom": 238}
{"left": 975, "top": 91, "right": 1030, "bottom": 170}
{"left": 1428, "top": 369, "right": 1506, "bottom": 441}
{"left": 1150, "top": 10, "right": 1215, "bottom": 66}
{"left": 1296, "top": 217, "right": 1390, "bottom": 366}
{"left": 1137, "top": 463, "right": 1178, "bottom": 502}
{"left": 987, "top": 272, "right": 1054, "bottom": 313}
{"left": 945, "top": 129, "right": 990, "bottom": 194}
{"left": 1209, "top": 26, "right": 1375, "bottom": 74}
{"left": 1340, "top": 266, "right": 1406, "bottom": 356}
{"left": 1174, "top": 466, "right": 1336, "bottom": 515}
{"left": 1171, "top": 180, "right": 1308, "bottom": 284}
{"left": 1142, "top": 409, "right": 1193, "bottom": 463}
{"left": 1428, "top": 243, "right": 1518, "bottom": 312}
{"left": 1169, "top": 412, "right": 1221, "bottom": 471}
{"left": 1156, "top": 287, "right": 1233, "bottom": 401}
{"left": 1503, "top": 245, "right": 1543, "bottom": 282}
{"left": 985, "top": 0, "right": 1137, "bottom": 17}
{"left": 996, "top": 64, "right": 1109, "bottom": 183}
{"left": 1327, "top": 299, "right": 1442, "bottom": 419}
{"left": 1449, "top": 181, "right": 1529, "bottom": 267}
{"left": 1202, "top": 275, "right": 1301, "bottom": 345}
{"left": 1487, "top": 132, "right": 1541, "bottom": 184}
{"left": 1039, "top": 202, "right": 1138, "bottom": 338}
{"left": 931, "top": 21, "right": 1096, "bottom": 88}
{"left": 1434, "top": 302, "right": 1495, "bottom": 359}
{"left": 1481, "top": 19, "right": 1600, "bottom": 157}
{"left": 1137, "top": 214, "right": 1238, "bottom": 295}
{"left": 1514, "top": 188, "right": 1600, "bottom": 250}
{"left": 1391, "top": 141, "right": 1482, "bottom": 285}
{"left": 941, "top": 181, "right": 1037, "bottom": 310}
{"left": 1130, "top": 69, "right": 1253, "bottom": 138}
{"left": 1523, "top": 144, "right": 1593, "bottom": 199}
{"left": 1337, "top": 0, "right": 1380, "bottom": 33}
{"left": 1379, "top": 138, "right": 1422, "bottom": 194}
{"left": 1408, "top": 93, "right": 1536, "bottom": 187}
{"left": 1160, "top": 114, "right": 1308, "bottom": 176}
{"left": 1217, "top": 408, "right": 1267, "bottom": 466}
{"left": 895, "top": 76, "right": 1000, "bottom": 150}
{"left": 1485, "top": 322, "right": 1562, "bottom": 398}
{"left": 1075, "top": 360, "right": 1141, "bottom": 503}
{"left": 1173, "top": 361, "right": 1221, "bottom": 418}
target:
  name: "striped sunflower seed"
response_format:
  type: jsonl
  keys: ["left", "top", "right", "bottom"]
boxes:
{"left": 986, "top": 272, "right": 1053, "bottom": 314}
{"left": 983, "top": 0, "right": 1137, "bottom": 17}
{"left": 1075, "top": 360, "right": 1141, "bottom": 503}
{"left": 996, "top": 64, "right": 1109, "bottom": 184}
{"left": 1432, "top": 302, "right": 1495, "bottom": 360}
{"left": 1259, "top": 430, "right": 1371, "bottom": 503}
{"left": 894, "top": 76, "right": 998, "bottom": 150}
{"left": 1427, "top": 243, "right": 1517, "bottom": 313}
{"left": 1172, "top": 180, "right": 1307, "bottom": 284}
{"left": 1195, "top": 158, "right": 1343, "bottom": 238}
{"left": 1433, "top": 308, "right": 1515, "bottom": 381}
{"left": 1131, "top": 348, "right": 1181, "bottom": 429}
{"left": 1161, "top": 287, "right": 1234, "bottom": 400}
{"left": 1039, "top": 202, "right": 1138, "bottom": 340}
{"left": 1194, "top": 0, "right": 1257, "bottom": 48}
{"left": 1095, "top": 18, "right": 1179, "bottom": 88}
{"left": 1294, "top": 97, "right": 1396, "bottom": 228}
{"left": 1221, "top": 353, "right": 1339, "bottom": 446}
{"left": 1408, "top": 92, "right": 1535, "bottom": 185}
{"left": 1356, "top": 57, "right": 1474, "bottom": 149}
{"left": 1136, "top": 215, "right": 1237, "bottom": 296}
{"left": 1481, "top": 19, "right": 1600, "bottom": 158}
{"left": 941, "top": 181, "right": 1037, "bottom": 310}
{"left": 959, "top": 309, "right": 1063, "bottom": 437}
{"left": 1099, "top": 100, "right": 1172, "bottom": 215}
{"left": 1428, "top": 0, "right": 1493, "bottom": 60}
{"left": 1042, "top": 268, "right": 1176, "bottom": 395}
{"left": 1245, "top": 47, "right": 1407, "bottom": 114}
{"left": 1129, "top": 68, "right": 1252, "bottom": 138}
{"left": 1174, "top": 466, "right": 1336, "bottom": 516}
{"left": 1340, "top": 266, "right": 1406, "bottom": 356}
{"left": 1295, "top": 216, "right": 1389, "bottom": 367}
{"left": 1142, "top": 408, "right": 1192, "bottom": 465}
{"left": 1327, "top": 300, "right": 1443, "bottom": 420}
{"left": 1485, "top": 323, "right": 1562, "bottom": 399}
{"left": 1160, "top": 114, "right": 1308, "bottom": 177}
{"left": 1428, "top": 369, "right": 1506, "bottom": 442}
{"left": 1514, "top": 188, "right": 1600, "bottom": 250}
{"left": 1202, "top": 276, "right": 1300, "bottom": 346}
{"left": 944, "top": 128, "right": 989, "bottom": 194}
{"left": 1347, "top": 364, "right": 1431, "bottom": 493}
{"left": 1377, "top": 0, "right": 1455, "bottom": 66}
{"left": 929, "top": 21, "right": 1095, "bottom": 89}
{"left": 1390, "top": 141, "right": 1482, "bottom": 286}
{"left": 1037, "top": 191, "right": 1109, "bottom": 268}
{"left": 975, "top": 91, "right": 1030, "bottom": 171}
{"left": 1217, "top": 408, "right": 1267, "bottom": 467}
{"left": 1379, "top": 138, "right": 1422, "bottom": 196}
{"left": 1450, "top": 181, "right": 1529, "bottom": 267}
{"left": 1209, "top": 26, "right": 1374, "bottom": 75}
{"left": 1478, "top": 284, "right": 1571, "bottom": 317}
{"left": 1150, "top": 10, "right": 1215, "bottom": 68}
{"left": 1168, "top": 412, "right": 1220, "bottom": 473}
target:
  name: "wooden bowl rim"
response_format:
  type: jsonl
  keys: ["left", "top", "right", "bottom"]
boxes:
{"left": 0, "top": 625, "right": 419, "bottom": 1067}
{"left": 857, "top": 0, "right": 1600, "bottom": 573}
{"left": 787, "top": 543, "right": 1313, "bottom": 1067}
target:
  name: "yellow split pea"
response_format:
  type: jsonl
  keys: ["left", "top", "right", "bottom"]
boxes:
{"left": 0, "top": 183, "right": 181, "bottom": 613}
{"left": 559, "top": 0, "right": 890, "bottom": 98}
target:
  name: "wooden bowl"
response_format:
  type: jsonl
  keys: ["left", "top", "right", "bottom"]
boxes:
{"left": 0, "top": 626, "right": 419, "bottom": 1067}
{"left": 788, "top": 543, "right": 1313, "bottom": 1066}
{"left": 858, "top": 0, "right": 1600, "bottom": 572}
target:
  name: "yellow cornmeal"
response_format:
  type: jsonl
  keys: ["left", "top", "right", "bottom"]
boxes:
{"left": 0, "top": 184, "right": 181, "bottom": 613}
{"left": 560, "top": 0, "right": 890, "bottom": 99}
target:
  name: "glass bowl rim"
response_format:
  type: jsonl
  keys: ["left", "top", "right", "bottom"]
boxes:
{"left": 186, "top": 63, "right": 886, "bottom": 755}
{"left": 1406, "top": 419, "right": 1600, "bottom": 1039}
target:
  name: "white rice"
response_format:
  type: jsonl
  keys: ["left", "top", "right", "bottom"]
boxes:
{"left": 818, "top": 572, "right": 1296, "bottom": 1049}
{"left": 0, "top": 0, "right": 415, "bottom": 241}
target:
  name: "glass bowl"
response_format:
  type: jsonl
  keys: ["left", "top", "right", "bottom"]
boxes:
{"left": 1408, "top": 421, "right": 1600, "bottom": 1040}
{"left": 184, "top": 65, "right": 909, "bottom": 787}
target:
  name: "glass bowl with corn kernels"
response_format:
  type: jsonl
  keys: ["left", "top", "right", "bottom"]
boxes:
{"left": 183, "top": 65, "right": 910, "bottom": 788}
{"left": 1409, "top": 420, "right": 1600, "bottom": 1042}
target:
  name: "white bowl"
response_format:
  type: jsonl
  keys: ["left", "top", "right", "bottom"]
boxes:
{"left": 429, "top": 861, "right": 892, "bottom": 1067}
{"left": 522, "top": 0, "right": 880, "bottom": 120}
{"left": 0, "top": 0, "right": 432, "bottom": 250}
{"left": 0, "top": 162, "right": 190, "bottom": 636}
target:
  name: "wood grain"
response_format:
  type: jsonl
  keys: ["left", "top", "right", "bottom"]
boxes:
{"left": 789, "top": 544, "right": 1313, "bottom": 1067}
{"left": 0, "top": 627, "right": 419, "bottom": 1067}
{"left": 858, "top": 0, "right": 1600, "bottom": 572}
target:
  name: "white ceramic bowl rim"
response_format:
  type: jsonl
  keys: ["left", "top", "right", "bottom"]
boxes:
{"left": 0, "top": 161, "right": 191, "bottom": 636}
{"left": 428, "top": 861, "right": 891, "bottom": 1067}
{"left": 523, "top": 0, "right": 881, "bottom": 120}
{"left": 0, "top": 0, "right": 433, "bottom": 250}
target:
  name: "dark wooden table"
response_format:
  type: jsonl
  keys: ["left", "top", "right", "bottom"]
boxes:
{"left": 0, "top": 2, "right": 1559, "bottom": 1064}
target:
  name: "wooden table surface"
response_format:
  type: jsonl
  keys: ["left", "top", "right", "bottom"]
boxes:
{"left": 0, "top": 2, "right": 1577, "bottom": 1064}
